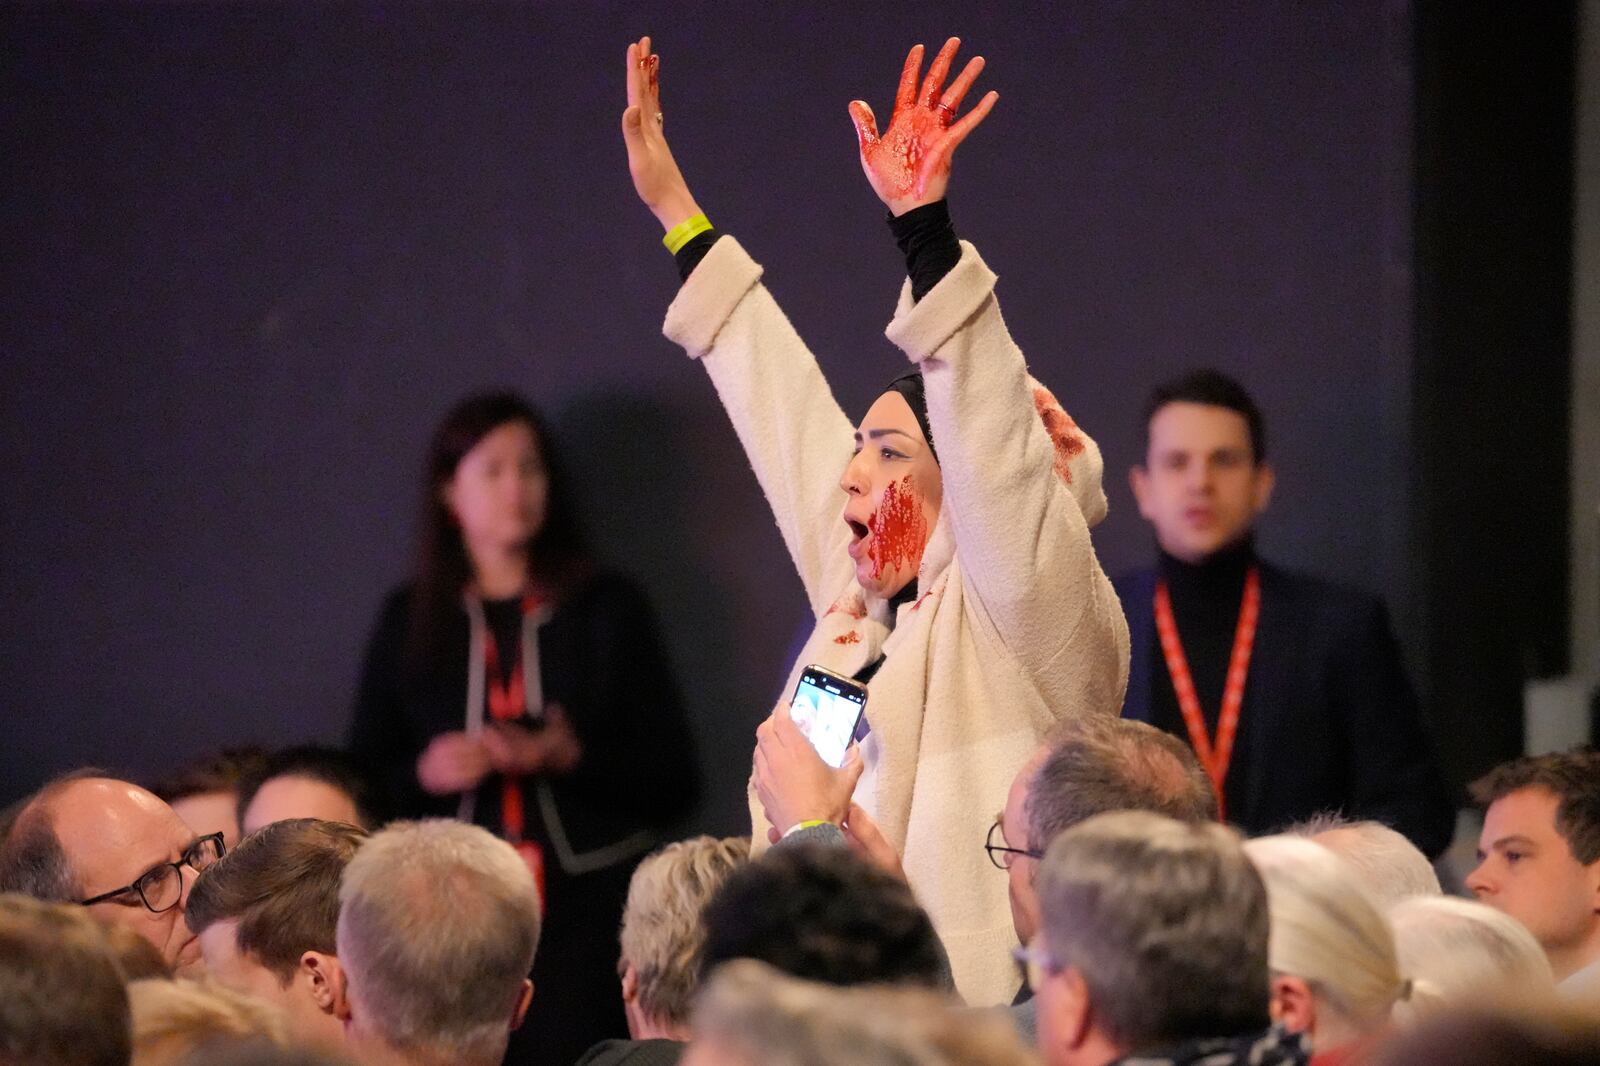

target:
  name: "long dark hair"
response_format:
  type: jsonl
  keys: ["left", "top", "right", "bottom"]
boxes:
{"left": 405, "top": 392, "right": 591, "bottom": 668}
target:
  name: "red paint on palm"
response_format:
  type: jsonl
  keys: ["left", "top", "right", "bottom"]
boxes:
{"left": 867, "top": 475, "right": 928, "bottom": 580}
{"left": 866, "top": 110, "right": 948, "bottom": 199}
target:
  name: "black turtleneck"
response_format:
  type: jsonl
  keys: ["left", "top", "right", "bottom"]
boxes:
{"left": 1150, "top": 538, "right": 1257, "bottom": 802}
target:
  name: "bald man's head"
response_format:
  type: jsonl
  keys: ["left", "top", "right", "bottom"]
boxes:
{"left": 0, "top": 775, "right": 219, "bottom": 973}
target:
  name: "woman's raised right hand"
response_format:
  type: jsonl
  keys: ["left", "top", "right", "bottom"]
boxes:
{"left": 416, "top": 731, "right": 492, "bottom": 795}
{"left": 621, "top": 36, "right": 703, "bottom": 232}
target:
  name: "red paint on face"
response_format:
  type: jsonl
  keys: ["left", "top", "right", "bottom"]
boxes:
{"left": 867, "top": 475, "right": 928, "bottom": 580}
{"left": 834, "top": 631, "right": 862, "bottom": 645}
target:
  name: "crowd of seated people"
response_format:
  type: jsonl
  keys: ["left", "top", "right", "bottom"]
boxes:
{"left": 2, "top": 32, "right": 1598, "bottom": 1064}
{"left": 0, "top": 734, "right": 1595, "bottom": 1065}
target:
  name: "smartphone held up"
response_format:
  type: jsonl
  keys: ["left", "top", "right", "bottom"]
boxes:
{"left": 788, "top": 666, "right": 868, "bottom": 768}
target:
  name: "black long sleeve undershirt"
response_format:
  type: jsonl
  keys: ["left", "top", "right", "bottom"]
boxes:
{"left": 671, "top": 199, "right": 961, "bottom": 301}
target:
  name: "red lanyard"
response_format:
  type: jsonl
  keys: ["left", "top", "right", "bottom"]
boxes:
{"left": 481, "top": 591, "right": 541, "bottom": 844}
{"left": 1152, "top": 568, "right": 1260, "bottom": 822}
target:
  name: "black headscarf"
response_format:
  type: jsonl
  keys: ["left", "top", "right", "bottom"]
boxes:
{"left": 881, "top": 370, "right": 937, "bottom": 464}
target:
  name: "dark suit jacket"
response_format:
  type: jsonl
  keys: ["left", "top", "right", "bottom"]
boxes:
{"left": 1115, "top": 562, "right": 1455, "bottom": 856}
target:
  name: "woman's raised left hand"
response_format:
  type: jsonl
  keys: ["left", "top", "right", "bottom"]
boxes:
{"left": 849, "top": 37, "right": 998, "bottom": 216}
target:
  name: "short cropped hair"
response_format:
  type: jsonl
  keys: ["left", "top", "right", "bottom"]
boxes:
{"left": 1244, "top": 835, "right": 1404, "bottom": 1034}
{"left": 1389, "top": 895, "right": 1554, "bottom": 1018}
{"left": 0, "top": 894, "right": 131, "bottom": 1066}
{"left": 699, "top": 844, "right": 948, "bottom": 991}
{"left": 1143, "top": 368, "right": 1267, "bottom": 462}
{"left": 337, "top": 820, "right": 540, "bottom": 1062}
{"left": 1037, "top": 811, "right": 1269, "bottom": 1048}
{"left": 1027, "top": 716, "right": 1217, "bottom": 853}
{"left": 693, "top": 960, "right": 1035, "bottom": 1066}
{"left": 0, "top": 769, "right": 116, "bottom": 902}
{"left": 237, "top": 746, "right": 383, "bottom": 831}
{"left": 1470, "top": 749, "right": 1600, "bottom": 863}
{"left": 149, "top": 748, "right": 269, "bottom": 805}
{"left": 619, "top": 836, "right": 749, "bottom": 1025}
{"left": 1288, "top": 814, "right": 1442, "bottom": 909}
{"left": 128, "top": 977, "right": 288, "bottom": 1066}
{"left": 186, "top": 819, "right": 367, "bottom": 983}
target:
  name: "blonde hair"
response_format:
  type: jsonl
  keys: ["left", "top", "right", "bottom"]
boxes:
{"left": 619, "top": 835, "right": 750, "bottom": 1025}
{"left": 693, "top": 960, "right": 1036, "bottom": 1066}
{"left": 128, "top": 977, "right": 288, "bottom": 1066}
{"left": 1244, "top": 835, "right": 1405, "bottom": 1036}
{"left": 1289, "top": 815, "right": 1442, "bottom": 909}
{"left": 1388, "top": 895, "right": 1555, "bottom": 1020}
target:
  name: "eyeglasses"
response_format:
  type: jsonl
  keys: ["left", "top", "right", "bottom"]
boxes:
{"left": 80, "top": 832, "right": 226, "bottom": 914}
{"left": 985, "top": 818, "right": 1042, "bottom": 870}
{"left": 1012, "top": 943, "right": 1063, "bottom": 993}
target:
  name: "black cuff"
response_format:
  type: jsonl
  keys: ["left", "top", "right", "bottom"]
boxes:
{"left": 674, "top": 229, "right": 723, "bottom": 282}
{"left": 887, "top": 200, "right": 960, "bottom": 303}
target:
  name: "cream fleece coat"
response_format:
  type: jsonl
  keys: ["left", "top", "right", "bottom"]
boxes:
{"left": 663, "top": 236, "right": 1130, "bottom": 1005}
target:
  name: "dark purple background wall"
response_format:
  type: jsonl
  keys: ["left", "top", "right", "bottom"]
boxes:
{"left": 2, "top": 2, "right": 1419, "bottom": 830}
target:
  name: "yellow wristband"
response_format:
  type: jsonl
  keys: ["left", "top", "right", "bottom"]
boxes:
{"left": 663, "top": 213, "right": 713, "bottom": 254}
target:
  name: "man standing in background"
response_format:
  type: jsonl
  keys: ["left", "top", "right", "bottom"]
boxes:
{"left": 1116, "top": 369, "right": 1454, "bottom": 855}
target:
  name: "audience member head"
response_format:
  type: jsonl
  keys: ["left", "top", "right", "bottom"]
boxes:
{"left": 1288, "top": 813, "right": 1442, "bottom": 909}
{"left": 151, "top": 748, "right": 269, "bottom": 850}
{"left": 1388, "top": 895, "right": 1555, "bottom": 1019}
{"left": 1244, "top": 835, "right": 1406, "bottom": 1055}
{"left": 997, "top": 715, "right": 1216, "bottom": 946}
{"left": 1130, "top": 368, "right": 1274, "bottom": 563}
{"left": 128, "top": 978, "right": 288, "bottom": 1066}
{"left": 334, "top": 819, "right": 540, "bottom": 1066}
{"left": 1031, "top": 811, "right": 1271, "bottom": 1066}
{"left": 1365, "top": 1008, "right": 1600, "bottom": 1066}
{"left": 0, "top": 893, "right": 131, "bottom": 1066}
{"left": 684, "top": 960, "right": 1035, "bottom": 1066}
{"left": 0, "top": 773, "right": 222, "bottom": 972}
{"left": 409, "top": 392, "right": 590, "bottom": 664}
{"left": 186, "top": 818, "right": 367, "bottom": 1049}
{"left": 1467, "top": 748, "right": 1600, "bottom": 982}
{"left": 237, "top": 747, "right": 380, "bottom": 837}
{"left": 618, "top": 835, "right": 749, "bottom": 1040}
{"left": 699, "top": 843, "right": 947, "bottom": 991}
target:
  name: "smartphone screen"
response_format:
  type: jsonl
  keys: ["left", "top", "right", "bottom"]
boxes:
{"left": 788, "top": 666, "right": 868, "bottom": 768}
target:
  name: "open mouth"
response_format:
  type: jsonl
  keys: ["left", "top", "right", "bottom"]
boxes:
{"left": 845, "top": 518, "right": 869, "bottom": 540}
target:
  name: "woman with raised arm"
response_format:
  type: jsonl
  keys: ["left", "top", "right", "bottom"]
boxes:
{"left": 621, "top": 37, "right": 1129, "bottom": 1005}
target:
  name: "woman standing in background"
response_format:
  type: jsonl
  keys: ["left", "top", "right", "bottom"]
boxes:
{"left": 350, "top": 392, "right": 698, "bottom": 1065}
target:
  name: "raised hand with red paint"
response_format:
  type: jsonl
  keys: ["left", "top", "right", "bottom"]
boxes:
{"left": 620, "top": 35, "right": 703, "bottom": 232}
{"left": 849, "top": 37, "right": 999, "bottom": 216}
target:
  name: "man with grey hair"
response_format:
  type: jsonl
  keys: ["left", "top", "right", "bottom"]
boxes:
{"left": 1025, "top": 811, "right": 1303, "bottom": 1066}
{"left": 332, "top": 819, "right": 541, "bottom": 1066}
{"left": 1286, "top": 813, "right": 1441, "bottom": 909}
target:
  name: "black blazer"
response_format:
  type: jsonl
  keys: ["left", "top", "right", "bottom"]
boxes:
{"left": 1115, "top": 562, "right": 1456, "bottom": 857}
{"left": 349, "top": 572, "right": 698, "bottom": 870}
